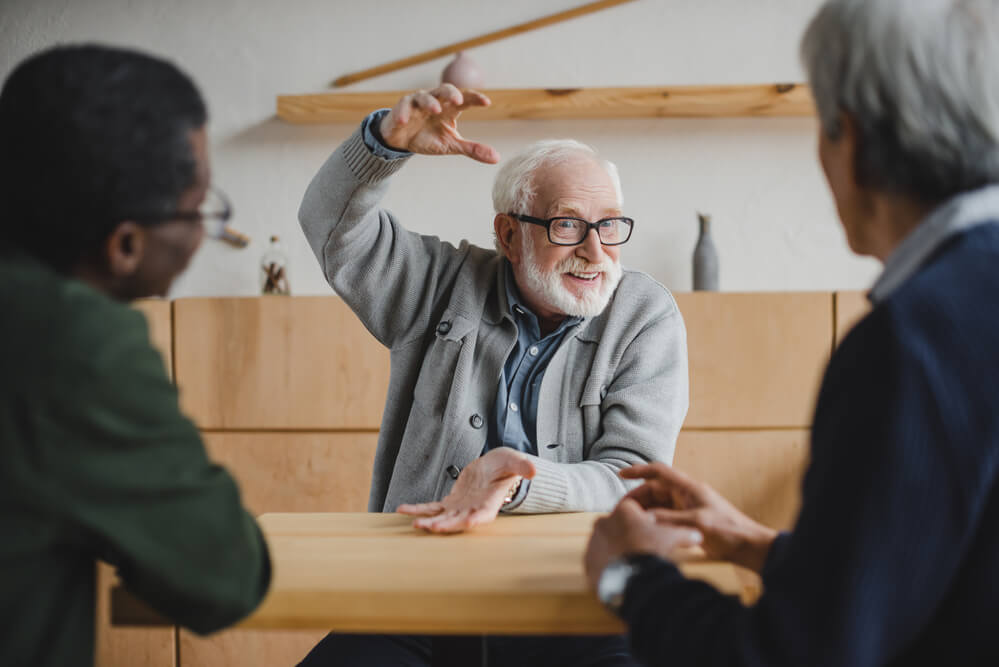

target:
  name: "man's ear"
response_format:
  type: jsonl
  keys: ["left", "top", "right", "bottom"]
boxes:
{"left": 494, "top": 213, "right": 521, "bottom": 264}
{"left": 103, "top": 221, "right": 147, "bottom": 278}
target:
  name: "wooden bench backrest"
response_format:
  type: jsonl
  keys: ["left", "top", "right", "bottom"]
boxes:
{"left": 98, "top": 291, "right": 871, "bottom": 667}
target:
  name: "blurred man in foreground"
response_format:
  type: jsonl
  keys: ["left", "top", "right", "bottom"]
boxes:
{"left": 0, "top": 45, "right": 270, "bottom": 667}
{"left": 585, "top": 1, "right": 999, "bottom": 665}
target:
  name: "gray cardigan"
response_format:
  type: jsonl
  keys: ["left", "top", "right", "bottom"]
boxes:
{"left": 299, "top": 129, "right": 689, "bottom": 513}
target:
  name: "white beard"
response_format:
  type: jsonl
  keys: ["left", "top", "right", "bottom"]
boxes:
{"left": 520, "top": 231, "right": 623, "bottom": 318}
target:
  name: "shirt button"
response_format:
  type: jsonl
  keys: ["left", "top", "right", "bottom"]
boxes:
{"left": 529, "top": 346, "right": 539, "bottom": 356}
{"left": 514, "top": 306, "right": 524, "bottom": 315}
{"left": 469, "top": 414, "right": 484, "bottom": 429}
{"left": 436, "top": 320, "right": 452, "bottom": 335}
{"left": 510, "top": 403, "right": 519, "bottom": 413}
{"left": 446, "top": 465, "right": 461, "bottom": 480}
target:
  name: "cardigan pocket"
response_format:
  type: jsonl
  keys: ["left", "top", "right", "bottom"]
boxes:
{"left": 412, "top": 312, "right": 476, "bottom": 419}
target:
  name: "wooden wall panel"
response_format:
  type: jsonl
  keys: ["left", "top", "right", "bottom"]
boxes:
{"left": 173, "top": 297, "right": 389, "bottom": 430}
{"left": 95, "top": 563, "right": 176, "bottom": 667}
{"left": 181, "top": 432, "right": 377, "bottom": 667}
{"left": 132, "top": 298, "right": 173, "bottom": 379}
{"left": 97, "top": 300, "right": 177, "bottom": 667}
{"left": 834, "top": 290, "right": 870, "bottom": 346}
{"left": 675, "top": 292, "right": 833, "bottom": 429}
{"left": 202, "top": 432, "right": 378, "bottom": 514}
{"left": 179, "top": 629, "right": 325, "bottom": 667}
{"left": 674, "top": 430, "right": 810, "bottom": 531}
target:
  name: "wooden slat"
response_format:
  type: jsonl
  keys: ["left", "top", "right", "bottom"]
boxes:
{"left": 332, "top": 0, "right": 637, "bottom": 87}
{"left": 97, "top": 299, "right": 176, "bottom": 667}
{"left": 675, "top": 292, "right": 833, "bottom": 429}
{"left": 834, "top": 290, "right": 870, "bottom": 346}
{"left": 132, "top": 298, "right": 173, "bottom": 379}
{"left": 173, "top": 297, "right": 389, "bottom": 430}
{"left": 180, "top": 432, "right": 377, "bottom": 667}
{"left": 96, "top": 563, "right": 175, "bottom": 667}
{"left": 674, "top": 430, "right": 810, "bottom": 531}
{"left": 179, "top": 630, "right": 324, "bottom": 667}
{"left": 202, "top": 432, "right": 378, "bottom": 514}
{"left": 278, "top": 84, "right": 814, "bottom": 124}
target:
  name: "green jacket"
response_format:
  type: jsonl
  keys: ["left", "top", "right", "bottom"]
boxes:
{"left": 0, "top": 248, "right": 270, "bottom": 667}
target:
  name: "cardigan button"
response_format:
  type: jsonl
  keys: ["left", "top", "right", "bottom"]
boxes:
{"left": 469, "top": 414, "right": 484, "bottom": 429}
{"left": 446, "top": 465, "right": 461, "bottom": 480}
{"left": 437, "top": 320, "right": 452, "bottom": 335}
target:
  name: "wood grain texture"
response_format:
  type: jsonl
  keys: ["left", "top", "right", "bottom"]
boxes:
{"left": 179, "top": 630, "right": 324, "bottom": 667}
{"left": 674, "top": 430, "right": 810, "bottom": 531}
{"left": 95, "top": 563, "right": 175, "bottom": 667}
{"left": 202, "top": 432, "right": 378, "bottom": 514}
{"left": 173, "top": 297, "right": 389, "bottom": 429}
{"left": 675, "top": 292, "right": 833, "bottom": 429}
{"left": 234, "top": 513, "right": 746, "bottom": 634}
{"left": 835, "top": 290, "right": 871, "bottom": 346}
{"left": 332, "top": 0, "right": 637, "bottom": 87}
{"left": 179, "top": 433, "right": 377, "bottom": 667}
{"left": 97, "top": 299, "right": 176, "bottom": 667}
{"left": 278, "top": 84, "right": 815, "bottom": 124}
{"left": 132, "top": 298, "right": 173, "bottom": 379}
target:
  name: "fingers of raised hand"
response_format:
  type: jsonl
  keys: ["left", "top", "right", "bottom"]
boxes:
{"left": 458, "top": 139, "right": 501, "bottom": 165}
{"left": 431, "top": 83, "right": 464, "bottom": 107}
{"left": 397, "top": 501, "right": 446, "bottom": 517}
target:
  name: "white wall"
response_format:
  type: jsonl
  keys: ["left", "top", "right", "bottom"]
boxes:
{"left": 0, "top": 0, "right": 881, "bottom": 296}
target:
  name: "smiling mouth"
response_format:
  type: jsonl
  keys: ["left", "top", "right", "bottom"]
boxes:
{"left": 565, "top": 271, "right": 601, "bottom": 283}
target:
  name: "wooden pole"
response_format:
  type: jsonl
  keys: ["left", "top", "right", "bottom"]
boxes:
{"left": 331, "top": 0, "right": 638, "bottom": 87}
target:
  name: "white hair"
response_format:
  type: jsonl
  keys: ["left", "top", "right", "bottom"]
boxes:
{"left": 801, "top": 0, "right": 999, "bottom": 201}
{"left": 491, "top": 139, "right": 622, "bottom": 256}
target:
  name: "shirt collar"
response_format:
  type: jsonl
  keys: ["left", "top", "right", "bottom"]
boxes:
{"left": 869, "top": 184, "right": 999, "bottom": 304}
{"left": 503, "top": 262, "right": 582, "bottom": 340}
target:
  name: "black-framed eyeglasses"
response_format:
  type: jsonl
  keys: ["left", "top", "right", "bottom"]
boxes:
{"left": 511, "top": 213, "right": 634, "bottom": 246}
{"left": 135, "top": 186, "right": 234, "bottom": 240}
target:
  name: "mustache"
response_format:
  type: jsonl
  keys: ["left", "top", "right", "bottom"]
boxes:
{"left": 554, "top": 255, "right": 617, "bottom": 274}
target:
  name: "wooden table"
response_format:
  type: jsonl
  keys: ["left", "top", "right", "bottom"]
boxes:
{"left": 113, "top": 512, "right": 759, "bottom": 663}
{"left": 248, "top": 512, "right": 754, "bottom": 634}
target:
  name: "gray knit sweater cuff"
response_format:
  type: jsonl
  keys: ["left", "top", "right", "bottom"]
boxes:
{"left": 511, "top": 458, "right": 570, "bottom": 513}
{"left": 340, "top": 127, "right": 410, "bottom": 185}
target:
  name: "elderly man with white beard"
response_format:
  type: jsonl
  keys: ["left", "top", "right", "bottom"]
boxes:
{"left": 297, "top": 83, "right": 687, "bottom": 667}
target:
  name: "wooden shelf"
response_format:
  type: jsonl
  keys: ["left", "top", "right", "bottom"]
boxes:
{"left": 277, "top": 83, "right": 814, "bottom": 124}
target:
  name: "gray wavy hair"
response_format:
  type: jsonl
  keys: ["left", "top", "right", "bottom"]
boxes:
{"left": 801, "top": 0, "right": 999, "bottom": 202}
{"left": 491, "top": 139, "right": 622, "bottom": 257}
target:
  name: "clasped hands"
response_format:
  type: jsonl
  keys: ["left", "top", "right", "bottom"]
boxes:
{"left": 398, "top": 447, "right": 536, "bottom": 534}
{"left": 583, "top": 463, "right": 779, "bottom": 591}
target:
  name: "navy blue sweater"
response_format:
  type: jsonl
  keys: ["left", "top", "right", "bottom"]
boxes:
{"left": 620, "top": 224, "right": 999, "bottom": 666}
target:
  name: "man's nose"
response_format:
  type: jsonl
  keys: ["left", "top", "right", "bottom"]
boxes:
{"left": 576, "top": 227, "right": 605, "bottom": 263}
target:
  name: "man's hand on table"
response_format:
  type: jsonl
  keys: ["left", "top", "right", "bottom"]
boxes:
{"left": 621, "top": 463, "right": 778, "bottom": 574}
{"left": 398, "top": 448, "right": 536, "bottom": 534}
{"left": 379, "top": 84, "right": 500, "bottom": 164}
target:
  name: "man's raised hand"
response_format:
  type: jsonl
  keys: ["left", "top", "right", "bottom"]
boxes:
{"left": 379, "top": 84, "right": 499, "bottom": 164}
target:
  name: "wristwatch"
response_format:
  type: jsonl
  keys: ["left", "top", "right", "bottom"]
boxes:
{"left": 501, "top": 476, "right": 523, "bottom": 505}
{"left": 598, "top": 554, "right": 662, "bottom": 615}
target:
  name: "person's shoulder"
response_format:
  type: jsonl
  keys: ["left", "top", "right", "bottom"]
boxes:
{"left": 612, "top": 269, "right": 681, "bottom": 322}
{"left": 0, "top": 253, "right": 144, "bottom": 354}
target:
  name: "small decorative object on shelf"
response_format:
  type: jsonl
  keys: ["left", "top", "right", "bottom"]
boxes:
{"left": 693, "top": 212, "right": 719, "bottom": 291}
{"left": 441, "top": 51, "right": 484, "bottom": 89}
{"left": 261, "top": 235, "right": 291, "bottom": 295}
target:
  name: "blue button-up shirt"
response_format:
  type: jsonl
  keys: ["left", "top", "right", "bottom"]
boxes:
{"left": 487, "top": 266, "right": 581, "bottom": 508}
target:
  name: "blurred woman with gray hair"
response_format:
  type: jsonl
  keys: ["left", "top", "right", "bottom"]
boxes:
{"left": 583, "top": 1, "right": 999, "bottom": 664}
